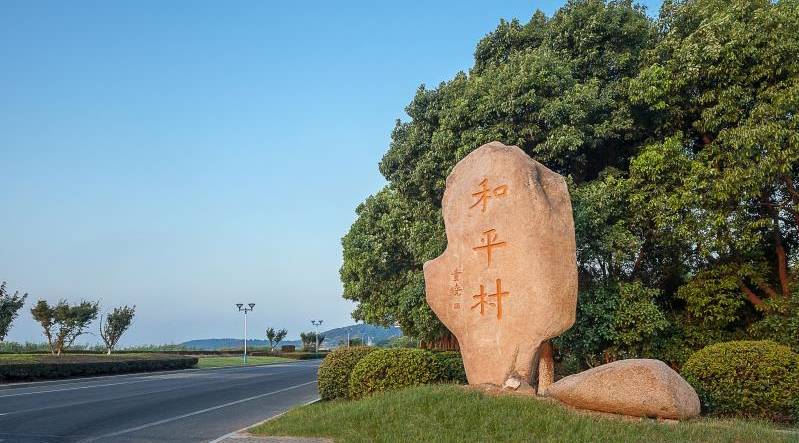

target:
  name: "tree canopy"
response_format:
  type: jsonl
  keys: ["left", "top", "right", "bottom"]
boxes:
{"left": 341, "top": 0, "right": 799, "bottom": 368}
{"left": 0, "top": 282, "right": 27, "bottom": 342}
{"left": 100, "top": 305, "right": 136, "bottom": 354}
{"left": 31, "top": 299, "right": 100, "bottom": 355}
{"left": 266, "top": 327, "right": 288, "bottom": 351}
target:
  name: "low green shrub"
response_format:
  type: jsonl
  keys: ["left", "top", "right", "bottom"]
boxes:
{"left": 280, "top": 351, "right": 328, "bottom": 360}
{"left": 433, "top": 351, "right": 467, "bottom": 384}
{"left": 349, "top": 348, "right": 442, "bottom": 399}
{"left": 249, "top": 351, "right": 327, "bottom": 360}
{"left": 0, "top": 354, "right": 198, "bottom": 381}
{"left": 318, "top": 346, "right": 377, "bottom": 400}
{"left": 681, "top": 340, "right": 799, "bottom": 421}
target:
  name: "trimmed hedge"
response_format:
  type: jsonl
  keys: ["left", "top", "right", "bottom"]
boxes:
{"left": 318, "top": 346, "right": 377, "bottom": 400}
{"left": 0, "top": 354, "right": 198, "bottom": 381}
{"left": 433, "top": 351, "right": 467, "bottom": 384}
{"left": 349, "top": 348, "right": 443, "bottom": 399}
{"left": 250, "top": 351, "right": 328, "bottom": 360}
{"left": 682, "top": 340, "right": 799, "bottom": 421}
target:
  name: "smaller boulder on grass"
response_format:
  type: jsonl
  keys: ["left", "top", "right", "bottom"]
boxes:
{"left": 681, "top": 340, "right": 799, "bottom": 422}
{"left": 348, "top": 348, "right": 442, "bottom": 399}
{"left": 318, "top": 346, "right": 377, "bottom": 400}
{"left": 544, "top": 359, "right": 700, "bottom": 420}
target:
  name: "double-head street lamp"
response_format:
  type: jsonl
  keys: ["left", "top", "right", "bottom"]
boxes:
{"left": 236, "top": 303, "right": 255, "bottom": 364}
{"left": 311, "top": 319, "right": 323, "bottom": 355}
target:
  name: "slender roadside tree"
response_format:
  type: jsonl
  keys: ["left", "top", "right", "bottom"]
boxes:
{"left": 267, "top": 328, "right": 289, "bottom": 352}
{"left": 274, "top": 328, "right": 287, "bottom": 351}
{"left": 300, "top": 332, "right": 325, "bottom": 352}
{"left": 0, "top": 282, "right": 27, "bottom": 342}
{"left": 30, "top": 299, "right": 99, "bottom": 355}
{"left": 100, "top": 305, "right": 136, "bottom": 354}
{"left": 266, "top": 327, "right": 277, "bottom": 351}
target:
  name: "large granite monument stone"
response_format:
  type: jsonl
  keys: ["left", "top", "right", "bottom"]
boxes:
{"left": 424, "top": 141, "right": 578, "bottom": 389}
{"left": 423, "top": 141, "right": 701, "bottom": 420}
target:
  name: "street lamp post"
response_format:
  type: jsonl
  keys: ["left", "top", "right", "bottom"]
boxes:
{"left": 236, "top": 303, "right": 256, "bottom": 365}
{"left": 311, "top": 319, "right": 323, "bottom": 355}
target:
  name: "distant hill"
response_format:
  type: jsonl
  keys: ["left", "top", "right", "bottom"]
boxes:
{"left": 323, "top": 324, "right": 402, "bottom": 347}
{"left": 180, "top": 338, "right": 274, "bottom": 350}
{"left": 181, "top": 324, "right": 402, "bottom": 350}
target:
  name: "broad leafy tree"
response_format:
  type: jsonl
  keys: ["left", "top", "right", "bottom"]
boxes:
{"left": 342, "top": 0, "right": 656, "bottom": 343}
{"left": 0, "top": 282, "right": 27, "bottom": 342}
{"left": 342, "top": 0, "right": 799, "bottom": 367}
{"left": 31, "top": 299, "right": 99, "bottom": 355}
{"left": 625, "top": 0, "right": 799, "bottom": 355}
{"left": 100, "top": 305, "right": 136, "bottom": 354}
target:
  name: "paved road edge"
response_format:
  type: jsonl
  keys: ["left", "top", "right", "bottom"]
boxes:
{"left": 208, "top": 398, "right": 321, "bottom": 443}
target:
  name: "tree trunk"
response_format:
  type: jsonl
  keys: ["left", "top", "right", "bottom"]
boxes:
{"left": 774, "top": 230, "right": 791, "bottom": 298}
{"left": 740, "top": 282, "right": 765, "bottom": 307}
{"left": 783, "top": 175, "right": 799, "bottom": 228}
{"left": 420, "top": 333, "right": 460, "bottom": 351}
{"left": 765, "top": 198, "right": 791, "bottom": 298}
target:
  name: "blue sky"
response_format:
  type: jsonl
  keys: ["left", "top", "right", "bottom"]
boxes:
{"left": 0, "top": 0, "right": 661, "bottom": 346}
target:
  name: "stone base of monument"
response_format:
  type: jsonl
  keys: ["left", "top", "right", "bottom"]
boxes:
{"left": 542, "top": 359, "right": 701, "bottom": 420}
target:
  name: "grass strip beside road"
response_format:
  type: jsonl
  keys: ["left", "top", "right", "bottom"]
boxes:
{"left": 251, "top": 384, "right": 797, "bottom": 443}
{"left": 196, "top": 356, "right": 293, "bottom": 368}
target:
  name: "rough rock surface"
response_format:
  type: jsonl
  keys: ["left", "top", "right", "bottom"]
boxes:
{"left": 424, "top": 141, "right": 578, "bottom": 387}
{"left": 544, "top": 359, "right": 701, "bottom": 420}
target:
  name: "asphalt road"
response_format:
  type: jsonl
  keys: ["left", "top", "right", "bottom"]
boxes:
{"left": 0, "top": 360, "right": 321, "bottom": 443}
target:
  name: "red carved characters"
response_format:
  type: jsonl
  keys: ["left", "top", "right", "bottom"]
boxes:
{"left": 463, "top": 177, "right": 511, "bottom": 319}
{"left": 469, "top": 178, "right": 508, "bottom": 213}
{"left": 471, "top": 278, "right": 510, "bottom": 319}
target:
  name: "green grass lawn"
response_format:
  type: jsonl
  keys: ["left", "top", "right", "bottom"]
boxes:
{"left": 196, "top": 356, "right": 292, "bottom": 368}
{"left": 251, "top": 385, "right": 799, "bottom": 443}
{"left": 0, "top": 354, "right": 38, "bottom": 363}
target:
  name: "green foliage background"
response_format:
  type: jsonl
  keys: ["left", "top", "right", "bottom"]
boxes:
{"left": 341, "top": 0, "right": 799, "bottom": 369}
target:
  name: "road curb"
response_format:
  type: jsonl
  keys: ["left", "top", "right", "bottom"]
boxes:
{"left": 208, "top": 398, "right": 321, "bottom": 443}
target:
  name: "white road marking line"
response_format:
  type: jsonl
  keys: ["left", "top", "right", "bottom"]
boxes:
{"left": 0, "top": 362, "right": 319, "bottom": 397}
{"left": 0, "top": 369, "right": 301, "bottom": 406}
{"left": 207, "top": 398, "right": 320, "bottom": 443}
{"left": 0, "top": 379, "right": 153, "bottom": 398}
{"left": 79, "top": 380, "right": 318, "bottom": 442}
